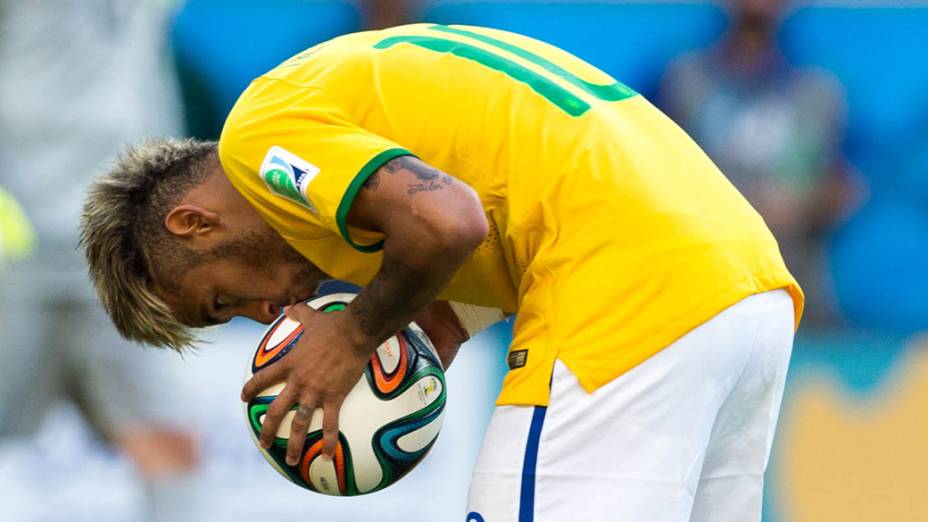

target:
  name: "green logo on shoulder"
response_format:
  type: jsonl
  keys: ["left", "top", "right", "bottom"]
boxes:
{"left": 262, "top": 167, "right": 305, "bottom": 203}
{"left": 258, "top": 146, "right": 320, "bottom": 212}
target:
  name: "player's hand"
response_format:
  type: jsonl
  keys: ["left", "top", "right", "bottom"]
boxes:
{"left": 240, "top": 303, "right": 374, "bottom": 466}
{"left": 412, "top": 300, "right": 469, "bottom": 370}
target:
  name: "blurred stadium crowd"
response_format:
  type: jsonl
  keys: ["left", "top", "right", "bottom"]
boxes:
{"left": 0, "top": 1, "right": 925, "bottom": 521}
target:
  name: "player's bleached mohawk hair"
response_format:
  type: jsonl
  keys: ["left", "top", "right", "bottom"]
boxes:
{"left": 80, "top": 137, "right": 217, "bottom": 352}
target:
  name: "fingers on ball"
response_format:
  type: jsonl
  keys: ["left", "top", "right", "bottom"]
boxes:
{"left": 259, "top": 387, "right": 297, "bottom": 448}
{"left": 242, "top": 363, "right": 286, "bottom": 401}
{"left": 321, "top": 402, "right": 341, "bottom": 458}
{"left": 286, "top": 302, "right": 315, "bottom": 322}
{"left": 286, "top": 400, "right": 315, "bottom": 465}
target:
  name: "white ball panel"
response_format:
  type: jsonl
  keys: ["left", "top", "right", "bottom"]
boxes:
{"left": 336, "top": 377, "right": 389, "bottom": 493}
{"left": 397, "top": 409, "right": 445, "bottom": 453}
{"left": 266, "top": 317, "right": 301, "bottom": 346}
{"left": 413, "top": 375, "right": 443, "bottom": 407}
{"left": 375, "top": 336, "right": 402, "bottom": 374}
{"left": 308, "top": 457, "right": 341, "bottom": 496}
{"left": 341, "top": 374, "right": 445, "bottom": 493}
{"left": 255, "top": 381, "right": 286, "bottom": 399}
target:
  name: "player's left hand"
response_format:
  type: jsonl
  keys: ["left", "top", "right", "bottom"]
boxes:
{"left": 412, "top": 300, "right": 469, "bottom": 370}
{"left": 240, "top": 302, "right": 374, "bottom": 466}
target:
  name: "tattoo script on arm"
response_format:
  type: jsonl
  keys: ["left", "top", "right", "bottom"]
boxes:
{"left": 349, "top": 155, "right": 481, "bottom": 347}
{"left": 362, "top": 156, "right": 454, "bottom": 195}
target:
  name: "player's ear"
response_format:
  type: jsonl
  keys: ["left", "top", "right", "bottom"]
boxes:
{"left": 164, "top": 204, "right": 220, "bottom": 238}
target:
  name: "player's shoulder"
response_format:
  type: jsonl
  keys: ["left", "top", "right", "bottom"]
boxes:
{"left": 217, "top": 77, "right": 326, "bottom": 178}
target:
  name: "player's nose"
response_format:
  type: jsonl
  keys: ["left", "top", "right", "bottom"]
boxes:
{"left": 241, "top": 299, "right": 282, "bottom": 325}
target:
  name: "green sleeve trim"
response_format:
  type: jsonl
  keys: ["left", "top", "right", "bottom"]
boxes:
{"left": 336, "top": 148, "right": 415, "bottom": 253}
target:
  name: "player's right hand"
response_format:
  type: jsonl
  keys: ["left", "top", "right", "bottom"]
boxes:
{"left": 240, "top": 302, "right": 377, "bottom": 466}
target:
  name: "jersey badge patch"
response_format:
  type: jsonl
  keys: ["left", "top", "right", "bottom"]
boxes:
{"left": 259, "top": 146, "right": 320, "bottom": 212}
{"left": 508, "top": 349, "right": 528, "bottom": 370}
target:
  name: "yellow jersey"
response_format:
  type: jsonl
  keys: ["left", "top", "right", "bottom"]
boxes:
{"left": 219, "top": 24, "right": 803, "bottom": 406}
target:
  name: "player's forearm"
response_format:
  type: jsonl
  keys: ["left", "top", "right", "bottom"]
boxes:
{"left": 345, "top": 218, "right": 486, "bottom": 349}
{"left": 341, "top": 154, "right": 488, "bottom": 349}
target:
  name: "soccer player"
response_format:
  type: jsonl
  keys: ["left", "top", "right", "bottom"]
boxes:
{"left": 81, "top": 24, "right": 803, "bottom": 521}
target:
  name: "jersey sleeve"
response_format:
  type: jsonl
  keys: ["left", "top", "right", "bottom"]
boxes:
{"left": 219, "top": 82, "right": 414, "bottom": 252}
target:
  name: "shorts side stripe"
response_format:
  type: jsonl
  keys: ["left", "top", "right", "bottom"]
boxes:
{"left": 519, "top": 405, "right": 547, "bottom": 522}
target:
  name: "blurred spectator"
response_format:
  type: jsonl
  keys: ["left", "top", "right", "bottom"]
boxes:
{"left": 658, "top": 0, "right": 858, "bottom": 329}
{"left": 365, "top": 0, "right": 417, "bottom": 29}
{"left": 0, "top": 2, "right": 199, "bottom": 520}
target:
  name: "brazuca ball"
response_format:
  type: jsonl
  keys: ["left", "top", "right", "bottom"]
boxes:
{"left": 244, "top": 293, "right": 446, "bottom": 495}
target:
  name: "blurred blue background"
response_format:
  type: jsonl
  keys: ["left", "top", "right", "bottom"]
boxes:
{"left": 1, "top": 1, "right": 926, "bottom": 520}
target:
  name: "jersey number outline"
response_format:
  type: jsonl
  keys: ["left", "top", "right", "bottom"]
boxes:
{"left": 373, "top": 25, "right": 637, "bottom": 117}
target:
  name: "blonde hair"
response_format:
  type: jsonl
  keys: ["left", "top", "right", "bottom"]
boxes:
{"left": 80, "top": 137, "right": 217, "bottom": 351}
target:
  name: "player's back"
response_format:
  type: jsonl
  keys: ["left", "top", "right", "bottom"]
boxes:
{"left": 221, "top": 24, "right": 802, "bottom": 403}
{"left": 242, "top": 24, "right": 768, "bottom": 262}
{"left": 258, "top": 24, "right": 648, "bottom": 207}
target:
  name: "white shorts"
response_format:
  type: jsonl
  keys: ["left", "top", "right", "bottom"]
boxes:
{"left": 466, "top": 289, "right": 795, "bottom": 522}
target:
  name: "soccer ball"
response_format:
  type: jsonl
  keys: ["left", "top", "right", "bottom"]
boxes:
{"left": 243, "top": 293, "right": 447, "bottom": 496}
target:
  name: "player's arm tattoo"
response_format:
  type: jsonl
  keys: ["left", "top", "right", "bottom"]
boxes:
{"left": 361, "top": 171, "right": 381, "bottom": 191}
{"left": 349, "top": 155, "right": 485, "bottom": 343}
{"left": 362, "top": 156, "right": 454, "bottom": 194}
{"left": 349, "top": 255, "right": 431, "bottom": 343}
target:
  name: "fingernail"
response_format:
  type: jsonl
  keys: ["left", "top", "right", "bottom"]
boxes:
{"left": 260, "top": 440, "right": 270, "bottom": 449}
{"left": 321, "top": 454, "right": 332, "bottom": 463}
{"left": 286, "top": 456, "right": 297, "bottom": 466}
